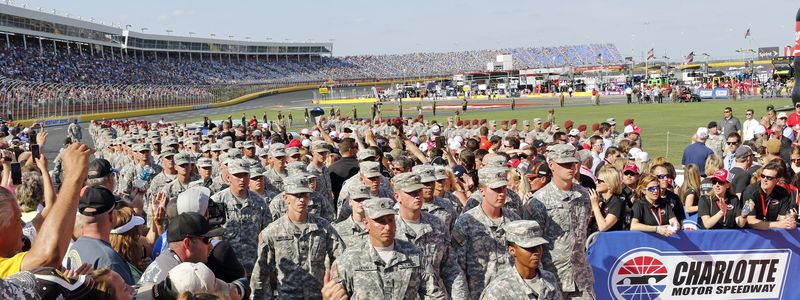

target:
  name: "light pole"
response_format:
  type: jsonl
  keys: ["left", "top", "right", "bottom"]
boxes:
{"left": 701, "top": 53, "right": 710, "bottom": 80}
{"left": 141, "top": 27, "right": 148, "bottom": 33}
{"left": 188, "top": 32, "right": 195, "bottom": 37}
{"left": 166, "top": 29, "right": 173, "bottom": 36}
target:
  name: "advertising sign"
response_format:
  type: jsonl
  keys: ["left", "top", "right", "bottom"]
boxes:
{"left": 758, "top": 47, "right": 780, "bottom": 59}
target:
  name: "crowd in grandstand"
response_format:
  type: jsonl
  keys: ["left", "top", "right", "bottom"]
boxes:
{"left": 0, "top": 40, "right": 623, "bottom": 86}
{"left": 0, "top": 100, "right": 797, "bottom": 298}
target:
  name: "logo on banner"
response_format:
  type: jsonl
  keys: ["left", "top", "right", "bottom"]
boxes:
{"left": 609, "top": 248, "right": 790, "bottom": 299}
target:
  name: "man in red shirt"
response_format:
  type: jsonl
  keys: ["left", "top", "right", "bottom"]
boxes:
{"left": 786, "top": 102, "right": 800, "bottom": 129}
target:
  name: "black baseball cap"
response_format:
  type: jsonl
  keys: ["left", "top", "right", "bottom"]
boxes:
{"left": 78, "top": 186, "right": 116, "bottom": 216}
{"left": 532, "top": 140, "right": 546, "bottom": 148}
{"left": 87, "top": 159, "right": 116, "bottom": 179}
{"left": 167, "top": 212, "right": 224, "bottom": 242}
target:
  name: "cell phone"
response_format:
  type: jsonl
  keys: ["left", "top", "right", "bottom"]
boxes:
{"left": 30, "top": 144, "right": 39, "bottom": 160}
{"left": 10, "top": 163, "right": 21, "bottom": 185}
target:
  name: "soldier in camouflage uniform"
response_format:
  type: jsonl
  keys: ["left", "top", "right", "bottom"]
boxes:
{"left": 393, "top": 172, "right": 467, "bottom": 299}
{"left": 263, "top": 143, "right": 288, "bottom": 196}
{"left": 336, "top": 161, "right": 395, "bottom": 221}
{"left": 330, "top": 197, "right": 447, "bottom": 299}
{"left": 411, "top": 165, "right": 458, "bottom": 235}
{"left": 451, "top": 167, "right": 521, "bottom": 300}
{"left": 332, "top": 184, "right": 371, "bottom": 249}
{"left": 247, "top": 163, "right": 274, "bottom": 202}
{"left": 241, "top": 140, "right": 260, "bottom": 167}
{"left": 269, "top": 162, "right": 336, "bottom": 222}
{"left": 188, "top": 157, "right": 226, "bottom": 195}
{"left": 211, "top": 159, "right": 271, "bottom": 271}
{"left": 307, "top": 140, "right": 334, "bottom": 206}
{"left": 251, "top": 174, "right": 344, "bottom": 299}
{"left": 463, "top": 155, "right": 523, "bottom": 216}
{"left": 522, "top": 144, "right": 595, "bottom": 299}
{"left": 706, "top": 122, "right": 725, "bottom": 158}
{"left": 479, "top": 220, "right": 562, "bottom": 300}
{"left": 145, "top": 149, "right": 179, "bottom": 223}
{"left": 116, "top": 143, "right": 162, "bottom": 196}
{"left": 160, "top": 153, "right": 199, "bottom": 220}
{"left": 433, "top": 166, "right": 465, "bottom": 215}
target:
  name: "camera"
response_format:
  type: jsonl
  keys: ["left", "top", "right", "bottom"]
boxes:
{"left": 207, "top": 200, "right": 227, "bottom": 228}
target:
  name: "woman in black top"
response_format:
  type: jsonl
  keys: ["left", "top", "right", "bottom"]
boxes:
{"left": 630, "top": 174, "right": 680, "bottom": 237}
{"left": 698, "top": 169, "right": 749, "bottom": 229}
{"left": 589, "top": 166, "right": 627, "bottom": 232}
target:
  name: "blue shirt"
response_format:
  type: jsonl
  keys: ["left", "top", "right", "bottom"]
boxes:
{"left": 682, "top": 142, "right": 714, "bottom": 175}
{"left": 66, "top": 236, "right": 135, "bottom": 285}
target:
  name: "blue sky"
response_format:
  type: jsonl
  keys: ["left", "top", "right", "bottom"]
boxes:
{"left": 11, "top": 0, "right": 800, "bottom": 60}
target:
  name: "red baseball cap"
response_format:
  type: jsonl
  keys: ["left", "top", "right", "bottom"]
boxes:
{"left": 564, "top": 120, "right": 574, "bottom": 128}
{"left": 623, "top": 164, "right": 639, "bottom": 175}
{"left": 711, "top": 169, "right": 729, "bottom": 183}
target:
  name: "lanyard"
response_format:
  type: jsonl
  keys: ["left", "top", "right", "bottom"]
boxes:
{"left": 760, "top": 193, "right": 769, "bottom": 221}
{"left": 649, "top": 206, "right": 663, "bottom": 225}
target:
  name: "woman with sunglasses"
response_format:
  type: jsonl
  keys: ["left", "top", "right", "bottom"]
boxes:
{"left": 589, "top": 166, "right": 627, "bottom": 232}
{"left": 630, "top": 174, "right": 680, "bottom": 236}
{"left": 698, "top": 169, "right": 749, "bottom": 229}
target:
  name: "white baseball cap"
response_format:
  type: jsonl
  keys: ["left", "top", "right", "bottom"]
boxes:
{"left": 177, "top": 186, "right": 211, "bottom": 215}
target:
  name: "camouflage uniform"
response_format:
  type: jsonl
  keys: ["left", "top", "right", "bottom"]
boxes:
{"left": 331, "top": 238, "right": 446, "bottom": 300}
{"left": 250, "top": 212, "right": 343, "bottom": 299}
{"left": 336, "top": 161, "right": 395, "bottom": 221}
{"left": 332, "top": 185, "right": 372, "bottom": 249}
{"left": 211, "top": 159, "right": 271, "bottom": 270}
{"left": 451, "top": 167, "right": 521, "bottom": 300}
{"left": 0, "top": 271, "right": 39, "bottom": 299}
{"left": 706, "top": 132, "right": 725, "bottom": 158}
{"left": 521, "top": 144, "right": 595, "bottom": 298}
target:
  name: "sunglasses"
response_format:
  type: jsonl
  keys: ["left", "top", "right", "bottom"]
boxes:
{"left": 646, "top": 186, "right": 661, "bottom": 193}
{"left": 711, "top": 180, "right": 727, "bottom": 186}
{"left": 623, "top": 171, "right": 638, "bottom": 176}
{"left": 656, "top": 174, "right": 669, "bottom": 180}
{"left": 726, "top": 142, "right": 738, "bottom": 145}
{"left": 762, "top": 175, "right": 778, "bottom": 181}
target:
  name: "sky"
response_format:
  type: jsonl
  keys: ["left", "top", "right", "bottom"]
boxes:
{"left": 8, "top": 0, "right": 800, "bottom": 61}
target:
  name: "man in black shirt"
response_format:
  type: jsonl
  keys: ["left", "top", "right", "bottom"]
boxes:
{"left": 328, "top": 137, "right": 359, "bottom": 201}
{"left": 729, "top": 146, "right": 754, "bottom": 198}
{"left": 744, "top": 161, "right": 796, "bottom": 230}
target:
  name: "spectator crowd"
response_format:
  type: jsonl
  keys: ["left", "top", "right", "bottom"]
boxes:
{"left": 0, "top": 99, "right": 797, "bottom": 299}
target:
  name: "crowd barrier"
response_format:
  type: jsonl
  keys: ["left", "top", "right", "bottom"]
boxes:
{"left": 588, "top": 228, "right": 799, "bottom": 299}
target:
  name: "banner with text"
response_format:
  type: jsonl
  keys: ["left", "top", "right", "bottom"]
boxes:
{"left": 588, "top": 229, "right": 799, "bottom": 300}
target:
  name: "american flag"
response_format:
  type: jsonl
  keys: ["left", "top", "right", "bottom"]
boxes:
{"left": 647, "top": 48, "right": 655, "bottom": 60}
{"left": 685, "top": 51, "right": 695, "bottom": 64}
{"left": 744, "top": 28, "right": 750, "bottom": 39}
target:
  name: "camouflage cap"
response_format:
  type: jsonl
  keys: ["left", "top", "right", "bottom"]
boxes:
{"left": 479, "top": 167, "right": 509, "bottom": 189}
{"left": 132, "top": 143, "right": 151, "bottom": 152}
{"left": 209, "top": 143, "right": 222, "bottom": 151}
{"left": 359, "top": 161, "right": 382, "bottom": 178}
{"left": 242, "top": 140, "right": 255, "bottom": 148}
{"left": 410, "top": 165, "right": 436, "bottom": 183}
{"left": 159, "top": 149, "right": 178, "bottom": 159}
{"left": 234, "top": 141, "right": 244, "bottom": 148}
{"left": 189, "top": 136, "right": 201, "bottom": 144}
{"left": 148, "top": 137, "right": 162, "bottom": 145}
{"left": 286, "top": 147, "right": 301, "bottom": 157}
{"left": 164, "top": 136, "right": 180, "bottom": 146}
{"left": 219, "top": 141, "right": 233, "bottom": 151}
{"left": 269, "top": 143, "right": 286, "bottom": 157}
{"left": 249, "top": 164, "right": 266, "bottom": 179}
{"left": 196, "top": 157, "right": 213, "bottom": 168}
{"left": 503, "top": 220, "right": 548, "bottom": 248}
{"left": 391, "top": 172, "right": 424, "bottom": 193}
{"left": 483, "top": 154, "right": 508, "bottom": 168}
{"left": 362, "top": 197, "right": 396, "bottom": 219}
{"left": 126, "top": 137, "right": 138, "bottom": 146}
{"left": 523, "top": 120, "right": 530, "bottom": 126}
{"left": 199, "top": 145, "right": 210, "bottom": 153}
{"left": 226, "top": 159, "right": 250, "bottom": 175}
{"left": 546, "top": 144, "right": 579, "bottom": 164}
{"left": 257, "top": 147, "right": 270, "bottom": 157}
{"left": 227, "top": 148, "right": 242, "bottom": 159}
{"left": 433, "top": 166, "right": 448, "bottom": 181}
{"left": 174, "top": 152, "right": 194, "bottom": 166}
{"left": 286, "top": 161, "right": 314, "bottom": 178}
{"left": 356, "top": 148, "right": 378, "bottom": 161}
{"left": 283, "top": 174, "right": 313, "bottom": 194}
{"left": 349, "top": 184, "right": 371, "bottom": 200}
{"left": 311, "top": 140, "right": 330, "bottom": 153}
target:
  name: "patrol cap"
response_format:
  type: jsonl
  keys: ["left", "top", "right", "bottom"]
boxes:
{"left": 483, "top": 154, "right": 508, "bottom": 168}
{"left": 209, "top": 143, "right": 222, "bottom": 151}
{"left": 286, "top": 147, "right": 301, "bottom": 158}
{"left": 164, "top": 137, "right": 180, "bottom": 146}
{"left": 311, "top": 140, "right": 330, "bottom": 153}
{"left": 479, "top": 167, "right": 509, "bottom": 189}
{"left": 226, "top": 159, "right": 250, "bottom": 175}
{"left": 269, "top": 143, "right": 286, "bottom": 157}
{"left": 359, "top": 161, "right": 382, "bottom": 178}
{"left": 159, "top": 149, "right": 178, "bottom": 160}
{"left": 234, "top": 141, "right": 243, "bottom": 148}
{"left": 257, "top": 147, "right": 270, "bottom": 157}
{"left": 410, "top": 165, "right": 436, "bottom": 183}
{"left": 199, "top": 145, "right": 210, "bottom": 153}
{"left": 249, "top": 163, "right": 266, "bottom": 179}
{"left": 132, "top": 143, "right": 151, "bottom": 152}
{"left": 242, "top": 140, "right": 255, "bottom": 148}
{"left": 392, "top": 172, "right": 425, "bottom": 193}
{"left": 177, "top": 187, "right": 211, "bottom": 215}
{"left": 149, "top": 137, "right": 162, "bottom": 145}
{"left": 227, "top": 148, "right": 242, "bottom": 159}
{"left": 286, "top": 161, "right": 314, "bottom": 178}
{"left": 433, "top": 166, "right": 448, "bottom": 181}
{"left": 504, "top": 220, "right": 548, "bottom": 248}
{"left": 349, "top": 184, "right": 372, "bottom": 200}
{"left": 174, "top": 153, "right": 194, "bottom": 166}
{"left": 362, "top": 197, "right": 396, "bottom": 219}
{"left": 284, "top": 174, "right": 314, "bottom": 194}
{"left": 357, "top": 148, "right": 378, "bottom": 161}
{"left": 523, "top": 120, "right": 530, "bottom": 126}
{"left": 533, "top": 118, "right": 542, "bottom": 124}
{"left": 196, "top": 157, "right": 213, "bottom": 168}
{"left": 219, "top": 141, "right": 233, "bottom": 151}
{"left": 546, "top": 144, "right": 579, "bottom": 164}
